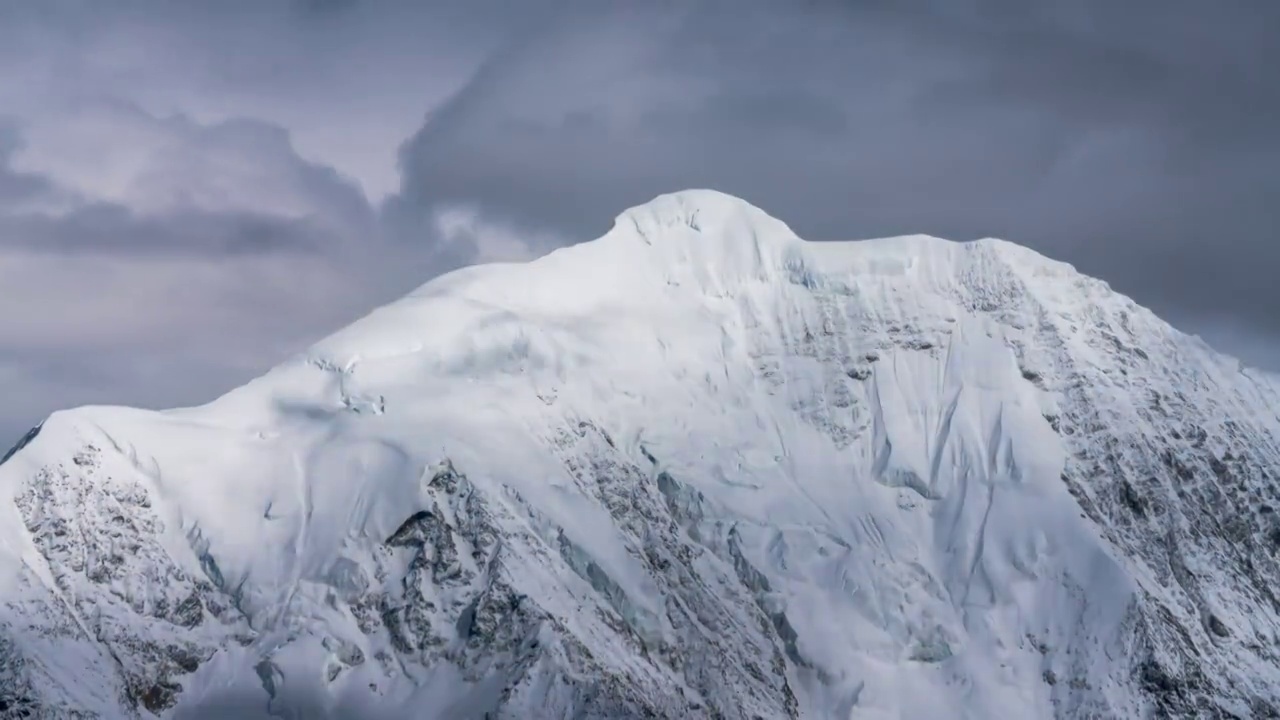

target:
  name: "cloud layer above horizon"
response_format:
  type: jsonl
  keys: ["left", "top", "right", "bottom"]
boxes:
{"left": 1, "top": 0, "right": 1278, "bottom": 441}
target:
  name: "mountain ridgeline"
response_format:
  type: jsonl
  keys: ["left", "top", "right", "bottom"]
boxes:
{"left": 3, "top": 190, "right": 1280, "bottom": 719}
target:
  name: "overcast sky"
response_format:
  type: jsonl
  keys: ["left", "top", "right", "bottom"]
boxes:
{"left": 1, "top": 0, "right": 1277, "bottom": 442}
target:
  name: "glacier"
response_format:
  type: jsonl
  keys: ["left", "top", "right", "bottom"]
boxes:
{"left": 3, "top": 189, "right": 1280, "bottom": 718}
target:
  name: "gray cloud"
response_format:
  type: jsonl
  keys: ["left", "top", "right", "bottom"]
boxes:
{"left": 0, "top": 120, "right": 60, "bottom": 207}
{"left": 0, "top": 103, "right": 396, "bottom": 441}
{"left": 0, "top": 107, "right": 377, "bottom": 257}
{"left": 0, "top": 0, "right": 1277, "bottom": 442}
{"left": 3, "top": 206, "right": 330, "bottom": 255}
{"left": 0, "top": 0, "right": 523, "bottom": 201}
{"left": 392, "top": 0, "right": 1280, "bottom": 367}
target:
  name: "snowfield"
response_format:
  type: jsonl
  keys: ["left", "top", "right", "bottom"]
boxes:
{"left": 3, "top": 190, "right": 1280, "bottom": 718}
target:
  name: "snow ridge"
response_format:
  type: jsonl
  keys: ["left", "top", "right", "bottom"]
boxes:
{"left": 3, "top": 189, "right": 1280, "bottom": 719}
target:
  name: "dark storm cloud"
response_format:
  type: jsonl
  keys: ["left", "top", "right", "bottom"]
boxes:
{"left": 391, "top": 0, "right": 1280, "bottom": 367}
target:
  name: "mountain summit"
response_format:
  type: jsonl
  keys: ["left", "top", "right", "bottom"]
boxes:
{"left": 4, "top": 190, "right": 1280, "bottom": 718}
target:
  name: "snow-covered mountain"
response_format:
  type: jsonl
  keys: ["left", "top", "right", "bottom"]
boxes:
{"left": 4, "top": 189, "right": 1280, "bottom": 719}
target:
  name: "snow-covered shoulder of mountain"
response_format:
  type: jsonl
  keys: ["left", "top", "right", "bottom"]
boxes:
{"left": 4, "top": 189, "right": 1280, "bottom": 719}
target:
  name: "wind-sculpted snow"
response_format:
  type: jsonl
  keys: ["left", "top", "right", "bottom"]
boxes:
{"left": 3, "top": 189, "right": 1280, "bottom": 718}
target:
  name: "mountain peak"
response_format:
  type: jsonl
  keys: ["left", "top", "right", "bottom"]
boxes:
{"left": 612, "top": 188, "right": 798, "bottom": 245}
{"left": 609, "top": 189, "right": 1046, "bottom": 269}
{"left": 4, "top": 191, "right": 1280, "bottom": 718}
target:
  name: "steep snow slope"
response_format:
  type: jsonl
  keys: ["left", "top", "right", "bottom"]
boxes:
{"left": 4, "top": 190, "right": 1280, "bottom": 719}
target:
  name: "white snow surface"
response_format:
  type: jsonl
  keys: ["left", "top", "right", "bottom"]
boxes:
{"left": 4, "top": 189, "right": 1280, "bottom": 719}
